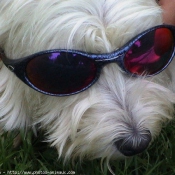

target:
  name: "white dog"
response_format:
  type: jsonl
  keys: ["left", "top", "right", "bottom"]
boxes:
{"left": 0, "top": 0, "right": 175, "bottom": 165}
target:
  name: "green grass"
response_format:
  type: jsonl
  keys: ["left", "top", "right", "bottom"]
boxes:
{"left": 0, "top": 121, "right": 175, "bottom": 175}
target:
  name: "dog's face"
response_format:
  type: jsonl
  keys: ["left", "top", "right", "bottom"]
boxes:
{"left": 0, "top": 0, "right": 175, "bottom": 161}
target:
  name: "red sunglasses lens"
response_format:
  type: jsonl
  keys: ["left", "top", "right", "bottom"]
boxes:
{"left": 26, "top": 52, "right": 97, "bottom": 95}
{"left": 124, "top": 28, "right": 174, "bottom": 75}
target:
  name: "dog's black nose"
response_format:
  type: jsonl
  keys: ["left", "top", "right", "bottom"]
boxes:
{"left": 115, "top": 130, "right": 151, "bottom": 156}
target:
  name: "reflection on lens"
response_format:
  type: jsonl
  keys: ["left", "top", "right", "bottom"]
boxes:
{"left": 124, "top": 28, "right": 174, "bottom": 75}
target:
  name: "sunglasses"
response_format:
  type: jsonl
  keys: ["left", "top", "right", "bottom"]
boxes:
{"left": 0, "top": 25, "right": 175, "bottom": 96}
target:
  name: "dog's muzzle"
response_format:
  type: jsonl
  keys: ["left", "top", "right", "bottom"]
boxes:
{"left": 115, "top": 130, "right": 151, "bottom": 156}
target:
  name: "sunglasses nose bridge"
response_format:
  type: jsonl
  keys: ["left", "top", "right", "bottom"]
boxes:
{"left": 112, "top": 53, "right": 124, "bottom": 62}
{"left": 105, "top": 52, "right": 125, "bottom": 66}
{"left": 99, "top": 52, "right": 124, "bottom": 62}
{"left": 111, "top": 53, "right": 126, "bottom": 71}
{"left": 95, "top": 52, "right": 125, "bottom": 70}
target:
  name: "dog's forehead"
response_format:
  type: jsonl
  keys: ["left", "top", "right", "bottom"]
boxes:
{"left": 0, "top": 0, "right": 162, "bottom": 56}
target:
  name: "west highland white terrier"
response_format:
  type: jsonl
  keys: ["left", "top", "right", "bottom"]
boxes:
{"left": 0, "top": 0, "right": 175, "bottom": 164}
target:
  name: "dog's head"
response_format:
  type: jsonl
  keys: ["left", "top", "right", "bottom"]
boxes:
{"left": 0, "top": 0, "right": 175, "bottom": 161}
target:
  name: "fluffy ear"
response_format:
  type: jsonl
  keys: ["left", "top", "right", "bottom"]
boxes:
{"left": 0, "top": 1, "right": 33, "bottom": 131}
{"left": 0, "top": 65, "right": 34, "bottom": 131}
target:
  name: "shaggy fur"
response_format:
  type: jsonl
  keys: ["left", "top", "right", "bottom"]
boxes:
{"left": 0, "top": 0, "right": 175, "bottom": 166}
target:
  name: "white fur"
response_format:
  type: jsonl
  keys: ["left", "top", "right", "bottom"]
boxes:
{"left": 0, "top": 0, "right": 175, "bottom": 167}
